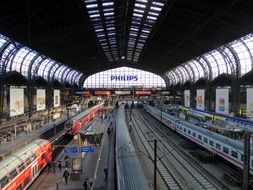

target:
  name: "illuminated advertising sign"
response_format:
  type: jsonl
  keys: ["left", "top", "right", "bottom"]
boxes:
{"left": 111, "top": 75, "right": 138, "bottom": 81}
{"left": 136, "top": 91, "right": 151, "bottom": 95}
{"left": 95, "top": 91, "right": 111, "bottom": 95}
{"left": 215, "top": 88, "right": 229, "bottom": 114}
{"left": 115, "top": 91, "right": 131, "bottom": 95}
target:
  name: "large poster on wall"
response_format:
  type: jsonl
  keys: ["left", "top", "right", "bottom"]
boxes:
{"left": 196, "top": 89, "right": 205, "bottom": 110}
{"left": 215, "top": 88, "right": 229, "bottom": 114}
{"left": 246, "top": 88, "right": 253, "bottom": 118}
{"left": 54, "top": 89, "right": 60, "bottom": 107}
{"left": 37, "top": 89, "right": 46, "bottom": 111}
{"left": 184, "top": 90, "right": 190, "bottom": 107}
{"left": 10, "top": 88, "right": 24, "bottom": 117}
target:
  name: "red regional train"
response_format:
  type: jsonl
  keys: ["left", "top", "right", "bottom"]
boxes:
{"left": 0, "top": 139, "right": 52, "bottom": 190}
{"left": 64, "top": 103, "right": 104, "bottom": 135}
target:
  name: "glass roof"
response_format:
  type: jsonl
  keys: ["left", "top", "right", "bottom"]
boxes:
{"left": 0, "top": 34, "right": 82, "bottom": 85}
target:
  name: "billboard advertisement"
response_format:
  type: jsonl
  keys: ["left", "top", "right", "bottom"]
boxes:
{"left": 246, "top": 88, "right": 253, "bottom": 118}
{"left": 54, "top": 89, "right": 60, "bottom": 107}
{"left": 184, "top": 90, "right": 190, "bottom": 107}
{"left": 115, "top": 91, "right": 131, "bottom": 95}
{"left": 135, "top": 91, "right": 151, "bottom": 95}
{"left": 95, "top": 91, "right": 111, "bottom": 95}
{"left": 37, "top": 89, "right": 46, "bottom": 111}
{"left": 215, "top": 88, "right": 229, "bottom": 114}
{"left": 83, "top": 91, "right": 90, "bottom": 96}
{"left": 10, "top": 88, "right": 24, "bottom": 117}
{"left": 72, "top": 157, "right": 82, "bottom": 172}
{"left": 196, "top": 89, "right": 205, "bottom": 110}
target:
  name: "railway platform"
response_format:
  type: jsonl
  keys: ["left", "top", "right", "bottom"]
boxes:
{"left": 30, "top": 109, "right": 115, "bottom": 190}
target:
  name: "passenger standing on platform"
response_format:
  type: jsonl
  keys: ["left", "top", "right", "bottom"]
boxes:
{"left": 89, "top": 177, "right": 93, "bottom": 188}
{"left": 83, "top": 178, "right": 88, "bottom": 190}
{"left": 104, "top": 168, "right": 108, "bottom": 182}
{"left": 64, "top": 155, "right": 70, "bottom": 168}
{"left": 53, "top": 161, "right": 56, "bottom": 173}
{"left": 58, "top": 160, "right": 62, "bottom": 171}
{"left": 63, "top": 168, "right": 70, "bottom": 185}
{"left": 47, "top": 160, "right": 52, "bottom": 173}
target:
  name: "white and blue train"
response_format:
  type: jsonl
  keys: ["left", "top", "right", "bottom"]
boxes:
{"left": 115, "top": 106, "right": 150, "bottom": 190}
{"left": 145, "top": 105, "right": 253, "bottom": 175}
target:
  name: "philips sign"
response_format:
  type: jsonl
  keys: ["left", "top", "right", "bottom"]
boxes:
{"left": 111, "top": 75, "right": 138, "bottom": 81}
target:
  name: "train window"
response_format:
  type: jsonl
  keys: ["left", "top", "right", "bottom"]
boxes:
{"left": 183, "top": 128, "right": 186, "bottom": 132}
{"left": 223, "top": 147, "right": 229, "bottom": 154}
{"left": 180, "top": 126, "right": 182, "bottom": 130}
{"left": 31, "top": 153, "right": 37, "bottom": 161}
{"left": 231, "top": 151, "right": 238, "bottom": 159}
{"left": 188, "top": 130, "right": 191, "bottom": 134}
{"left": 26, "top": 158, "right": 31, "bottom": 166}
{"left": 16, "top": 184, "right": 22, "bottom": 190}
{"left": 204, "top": 137, "right": 208, "bottom": 143}
{"left": 209, "top": 140, "right": 214, "bottom": 146}
{"left": 9, "top": 169, "right": 18, "bottom": 180}
{"left": 0, "top": 176, "right": 8, "bottom": 188}
{"left": 18, "top": 163, "right": 25, "bottom": 172}
{"left": 24, "top": 177, "right": 30, "bottom": 187}
{"left": 193, "top": 132, "right": 196, "bottom": 137}
{"left": 241, "top": 154, "right": 244, "bottom": 161}
{"left": 215, "top": 143, "right": 221, "bottom": 150}
{"left": 198, "top": 134, "right": 202, "bottom": 140}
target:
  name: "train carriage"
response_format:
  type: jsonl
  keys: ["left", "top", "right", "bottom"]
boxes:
{"left": 0, "top": 139, "right": 52, "bottom": 190}
{"left": 65, "top": 103, "right": 104, "bottom": 135}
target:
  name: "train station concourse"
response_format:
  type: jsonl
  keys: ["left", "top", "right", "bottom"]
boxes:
{"left": 1, "top": 0, "right": 253, "bottom": 190}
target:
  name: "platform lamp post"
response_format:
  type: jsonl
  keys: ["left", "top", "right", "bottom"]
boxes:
{"left": 154, "top": 139, "right": 157, "bottom": 190}
{"left": 160, "top": 102, "right": 163, "bottom": 129}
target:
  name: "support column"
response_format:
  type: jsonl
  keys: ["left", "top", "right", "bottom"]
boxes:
{"left": 243, "top": 132, "right": 250, "bottom": 190}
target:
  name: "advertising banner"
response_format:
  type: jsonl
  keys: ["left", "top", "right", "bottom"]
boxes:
{"left": 135, "top": 91, "right": 151, "bottom": 95}
{"left": 95, "top": 91, "right": 111, "bottom": 95}
{"left": 83, "top": 91, "right": 90, "bottom": 96}
{"left": 115, "top": 91, "right": 131, "bottom": 95}
{"left": 37, "top": 89, "right": 46, "bottom": 111}
{"left": 54, "top": 89, "right": 60, "bottom": 107}
{"left": 10, "top": 88, "right": 24, "bottom": 117}
{"left": 215, "top": 88, "right": 229, "bottom": 114}
{"left": 72, "top": 157, "right": 82, "bottom": 172}
{"left": 246, "top": 88, "right": 253, "bottom": 118}
{"left": 196, "top": 89, "right": 205, "bottom": 110}
{"left": 184, "top": 90, "right": 190, "bottom": 107}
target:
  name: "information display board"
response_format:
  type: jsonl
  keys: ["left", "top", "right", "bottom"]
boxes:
{"left": 10, "top": 88, "right": 24, "bottom": 117}
{"left": 37, "top": 89, "right": 46, "bottom": 111}
{"left": 72, "top": 157, "right": 82, "bottom": 172}
{"left": 215, "top": 88, "right": 229, "bottom": 114}
{"left": 196, "top": 89, "right": 205, "bottom": 110}
{"left": 115, "top": 91, "right": 131, "bottom": 95}
{"left": 54, "top": 89, "right": 60, "bottom": 107}
{"left": 184, "top": 90, "right": 190, "bottom": 108}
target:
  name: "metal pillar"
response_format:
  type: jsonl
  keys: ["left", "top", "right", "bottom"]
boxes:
{"left": 154, "top": 139, "right": 157, "bottom": 190}
{"left": 243, "top": 132, "right": 250, "bottom": 190}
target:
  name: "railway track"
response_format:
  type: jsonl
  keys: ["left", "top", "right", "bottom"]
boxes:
{"left": 130, "top": 108, "right": 228, "bottom": 190}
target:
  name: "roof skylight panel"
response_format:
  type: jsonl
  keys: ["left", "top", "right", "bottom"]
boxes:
{"left": 147, "top": 16, "right": 157, "bottom": 20}
{"left": 86, "top": 4, "right": 98, "bottom": 9}
{"left": 152, "top": 1, "right": 164, "bottom": 7}
{"left": 135, "top": 3, "right": 146, "bottom": 9}
{"left": 150, "top": 6, "right": 162, "bottom": 11}
{"left": 102, "top": 2, "right": 114, "bottom": 7}
{"left": 95, "top": 28, "right": 104, "bottom": 32}
{"left": 84, "top": 0, "right": 97, "bottom": 3}
{"left": 148, "top": 11, "right": 159, "bottom": 16}
{"left": 136, "top": 0, "right": 148, "bottom": 2}
{"left": 90, "top": 14, "right": 100, "bottom": 18}
{"left": 88, "top": 10, "right": 99, "bottom": 14}
{"left": 133, "top": 13, "right": 143, "bottom": 18}
{"left": 134, "top": 9, "right": 145, "bottom": 13}
{"left": 103, "top": 8, "right": 114, "bottom": 12}
{"left": 104, "top": 12, "right": 114, "bottom": 16}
